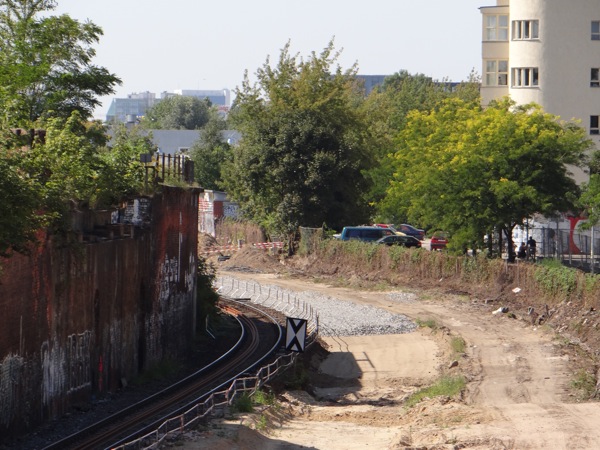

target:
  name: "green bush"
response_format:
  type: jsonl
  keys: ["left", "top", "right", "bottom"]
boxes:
{"left": 233, "top": 393, "right": 254, "bottom": 413}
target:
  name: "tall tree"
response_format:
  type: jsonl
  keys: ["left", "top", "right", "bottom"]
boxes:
{"left": 189, "top": 109, "right": 231, "bottom": 190}
{"left": 362, "top": 69, "right": 481, "bottom": 211}
{"left": 140, "top": 96, "right": 212, "bottom": 130}
{"left": 0, "top": 0, "right": 121, "bottom": 126}
{"left": 222, "top": 40, "right": 373, "bottom": 237}
{"left": 381, "top": 97, "right": 591, "bottom": 257}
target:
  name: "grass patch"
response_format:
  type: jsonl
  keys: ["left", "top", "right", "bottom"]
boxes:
{"left": 405, "top": 375, "right": 466, "bottom": 408}
{"left": 416, "top": 318, "right": 439, "bottom": 330}
{"left": 451, "top": 336, "right": 466, "bottom": 354}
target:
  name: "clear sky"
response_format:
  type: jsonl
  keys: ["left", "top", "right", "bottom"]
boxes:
{"left": 53, "top": 0, "right": 485, "bottom": 120}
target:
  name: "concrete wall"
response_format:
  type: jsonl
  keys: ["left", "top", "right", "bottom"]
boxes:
{"left": 0, "top": 186, "right": 199, "bottom": 437}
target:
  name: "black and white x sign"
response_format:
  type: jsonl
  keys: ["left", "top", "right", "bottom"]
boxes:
{"left": 285, "top": 317, "right": 307, "bottom": 353}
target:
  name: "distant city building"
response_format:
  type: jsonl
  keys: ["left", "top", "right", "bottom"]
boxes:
{"left": 105, "top": 91, "right": 158, "bottom": 124}
{"left": 107, "top": 128, "right": 241, "bottom": 155}
{"left": 172, "top": 89, "right": 231, "bottom": 106}
{"left": 150, "top": 129, "right": 240, "bottom": 155}
{"left": 355, "top": 75, "right": 387, "bottom": 95}
{"left": 105, "top": 89, "right": 231, "bottom": 123}
{"left": 479, "top": 0, "right": 600, "bottom": 183}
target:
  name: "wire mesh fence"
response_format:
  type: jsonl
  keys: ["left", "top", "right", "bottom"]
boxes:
{"left": 512, "top": 225, "right": 600, "bottom": 273}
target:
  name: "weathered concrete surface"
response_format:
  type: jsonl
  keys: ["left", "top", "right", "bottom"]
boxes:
{"left": 0, "top": 186, "right": 199, "bottom": 437}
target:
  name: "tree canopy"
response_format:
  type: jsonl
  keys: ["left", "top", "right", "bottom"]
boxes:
{"left": 222, "top": 40, "right": 373, "bottom": 236}
{"left": 189, "top": 109, "right": 231, "bottom": 190}
{"left": 380, "top": 97, "right": 592, "bottom": 255}
{"left": 361, "top": 69, "right": 481, "bottom": 209}
{"left": 140, "top": 95, "right": 212, "bottom": 130}
{"left": 0, "top": 0, "right": 121, "bottom": 126}
{"left": 0, "top": 2, "right": 152, "bottom": 257}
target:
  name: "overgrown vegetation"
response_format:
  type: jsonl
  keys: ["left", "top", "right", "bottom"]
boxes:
{"left": 306, "top": 237, "right": 600, "bottom": 307}
{"left": 0, "top": 1, "right": 155, "bottom": 259}
{"left": 533, "top": 258, "right": 579, "bottom": 297}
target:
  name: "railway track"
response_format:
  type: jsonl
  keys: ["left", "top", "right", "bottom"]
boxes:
{"left": 41, "top": 298, "right": 283, "bottom": 450}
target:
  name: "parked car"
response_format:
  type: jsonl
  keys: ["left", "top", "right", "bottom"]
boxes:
{"left": 376, "top": 235, "right": 421, "bottom": 248}
{"left": 430, "top": 231, "right": 449, "bottom": 250}
{"left": 338, "top": 226, "right": 395, "bottom": 242}
{"left": 395, "top": 224, "right": 426, "bottom": 240}
{"left": 372, "top": 223, "right": 407, "bottom": 236}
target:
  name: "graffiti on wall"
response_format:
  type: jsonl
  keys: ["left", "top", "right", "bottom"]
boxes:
{"left": 66, "top": 331, "right": 92, "bottom": 394}
{"left": 223, "top": 202, "right": 239, "bottom": 218}
{"left": 122, "top": 198, "right": 152, "bottom": 226}
{"left": 0, "top": 354, "right": 25, "bottom": 427}
{"left": 41, "top": 331, "right": 93, "bottom": 406}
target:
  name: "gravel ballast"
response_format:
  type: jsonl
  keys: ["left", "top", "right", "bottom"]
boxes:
{"left": 216, "top": 275, "right": 418, "bottom": 337}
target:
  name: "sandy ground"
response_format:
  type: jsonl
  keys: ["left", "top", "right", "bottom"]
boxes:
{"left": 173, "top": 272, "right": 600, "bottom": 450}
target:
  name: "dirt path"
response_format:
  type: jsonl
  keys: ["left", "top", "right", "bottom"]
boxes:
{"left": 181, "top": 272, "right": 600, "bottom": 449}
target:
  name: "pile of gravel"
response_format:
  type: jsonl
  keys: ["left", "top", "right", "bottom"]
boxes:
{"left": 217, "top": 276, "right": 418, "bottom": 337}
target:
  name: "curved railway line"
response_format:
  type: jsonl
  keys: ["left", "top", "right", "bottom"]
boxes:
{"left": 41, "top": 298, "right": 284, "bottom": 450}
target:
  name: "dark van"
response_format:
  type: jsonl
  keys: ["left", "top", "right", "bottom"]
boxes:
{"left": 339, "top": 226, "right": 394, "bottom": 242}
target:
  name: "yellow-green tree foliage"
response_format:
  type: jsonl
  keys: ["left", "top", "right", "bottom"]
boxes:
{"left": 380, "top": 97, "right": 592, "bottom": 254}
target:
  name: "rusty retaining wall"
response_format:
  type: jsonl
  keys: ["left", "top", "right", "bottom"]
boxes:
{"left": 0, "top": 186, "right": 199, "bottom": 437}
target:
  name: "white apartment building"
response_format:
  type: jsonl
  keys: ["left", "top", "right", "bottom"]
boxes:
{"left": 480, "top": 0, "right": 600, "bottom": 183}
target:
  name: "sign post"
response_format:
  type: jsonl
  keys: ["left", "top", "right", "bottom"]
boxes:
{"left": 285, "top": 317, "right": 307, "bottom": 353}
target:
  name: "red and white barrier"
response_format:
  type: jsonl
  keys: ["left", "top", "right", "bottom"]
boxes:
{"left": 201, "top": 241, "right": 284, "bottom": 255}
{"left": 252, "top": 242, "right": 284, "bottom": 249}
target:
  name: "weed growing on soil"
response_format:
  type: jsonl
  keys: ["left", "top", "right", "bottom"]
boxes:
{"left": 233, "top": 393, "right": 254, "bottom": 413}
{"left": 571, "top": 369, "right": 597, "bottom": 400}
{"left": 451, "top": 336, "right": 467, "bottom": 354}
{"left": 253, "top": 390, "right": 277, "bottom": 407}
{"left": 533, "top": 258, "right": 577, "bottom": 297}
{"left": 404, "top": 375, "right": 466, "bottom": 408}
{"left": 416, "top": 318, "right": 439, "bottom": 330}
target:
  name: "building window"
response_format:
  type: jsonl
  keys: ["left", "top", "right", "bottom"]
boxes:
{"left": 512, "top": 20, "right": 539, "bottom": 40}
{"left": 485, "top": 14, "right": 509, "bottom": 41}
{"left": 512, "top": 68, "right": 539, "bottom": 87}
{"left": 592, "top": 116, "right": 600, "bottom": 135}
{"left": 592, "top": 69, "right": 600, "bottom": 87}
{"left": 485, "top": 60, "right": 509, "bottom": 86}
{"left": 593, "top": 21, "right": 600, "bottom": 40}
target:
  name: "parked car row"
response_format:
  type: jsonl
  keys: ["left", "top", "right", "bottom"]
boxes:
{"left": 334, "top": 224, "right": 449, "bottom": 250}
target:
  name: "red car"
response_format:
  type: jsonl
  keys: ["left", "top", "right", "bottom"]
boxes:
{"left": 430, "top": 232, "right": 449, "bottom": 250}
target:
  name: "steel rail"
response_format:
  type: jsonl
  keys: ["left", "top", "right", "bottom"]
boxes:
{"left": 42, "top": 299, "right": 282, "bottom": 450}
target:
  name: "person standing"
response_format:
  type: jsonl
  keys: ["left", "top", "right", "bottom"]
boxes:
{"left": 527, "top": 236, "right": 537, "bottom": 260}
